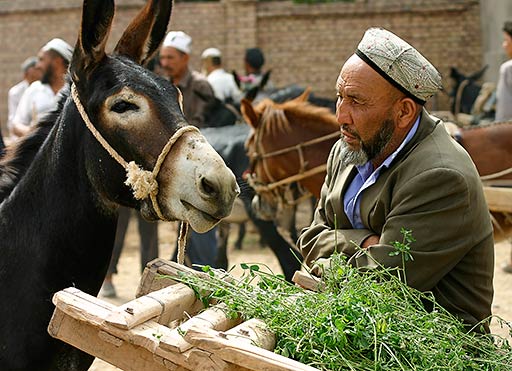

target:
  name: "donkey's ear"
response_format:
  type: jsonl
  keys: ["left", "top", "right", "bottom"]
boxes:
{"left": 468, "top": 65, "right": 488, "bottom": 81}
{"left": 114, "top": 0, "right": 173, "bottom": 65}
{"left": 241, "top": 99, "right": 260, "bottom": 129}
{"left": 296, "top": 87, "right": 311, "bottom": 102}
{"left": 71, "top": 0, "right": 115, "bottom": 83}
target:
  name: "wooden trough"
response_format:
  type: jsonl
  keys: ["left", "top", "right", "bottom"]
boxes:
{"left": 48, "top": 259, "right": 319, "bottom": 371}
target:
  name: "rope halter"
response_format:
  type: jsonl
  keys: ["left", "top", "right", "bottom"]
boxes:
{"left": 70, "top": 83, "right": 199, "bottom": 222}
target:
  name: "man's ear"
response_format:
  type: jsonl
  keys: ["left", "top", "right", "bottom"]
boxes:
{"left": 395, "top": 97, "right": 419, "bottom": 129}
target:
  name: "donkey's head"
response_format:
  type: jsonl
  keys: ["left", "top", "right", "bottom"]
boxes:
{"left": 70, "top": 0, "right": 238, "bottom": 232}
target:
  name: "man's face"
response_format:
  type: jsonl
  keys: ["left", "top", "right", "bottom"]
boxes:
{"left": 503, "top": 32, "right": 512, "bottom": 59}
{"left": 36, "top": 50, "right": 56, "bottom": 84}
{"left": 159, "top": 46, "right": 189, "bottom": 80}
{"left": 335, "top": 54, "right": 402, "bottom": 166}
{"left": 25, "top": 65, "right": 42, "bottom": 84}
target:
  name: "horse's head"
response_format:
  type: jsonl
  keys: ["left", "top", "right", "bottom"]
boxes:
{"left": 241, "top": 89, "right": 339, "bottom": 220}
{"left": 69, "top": 0, "right": 239, "bottom": 232}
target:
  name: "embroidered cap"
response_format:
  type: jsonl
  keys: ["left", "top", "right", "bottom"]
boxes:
{"left": 201, "top": 47, "right": 222, "bottom": 59}
{"left": 356, "top": 27, "right": 442, "bottom": 105}
{"left": 163, "top": 31, "right": 192, "bottom": 54}
{"left": 42, "top": 38, "right": 74, "bottom": 63}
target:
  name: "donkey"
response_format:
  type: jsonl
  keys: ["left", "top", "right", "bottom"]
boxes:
{"left": 0, "top": 1, "right": 238, "bottom": 370}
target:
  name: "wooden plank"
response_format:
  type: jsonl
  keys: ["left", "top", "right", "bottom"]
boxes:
{"left": 137, "top": 259, "right": 215, "bottom": 297}
{"left": 50, "top": 288, "right": 245, "bottom": 370}
{"left": 105, "top": 283, "right": 198, "bottom": 329}
{"left": 292, "top": 271, "right": 324, "bottom": 292}
{"left": 483, "top": 186, "right": 512, "bottom": 213}
{"left": 49, "top": 308, "right": 174, "bottom": 371}
{"left": 224, "top": 318, "right": 275, "bottom": 350}
{"left": 159, "top": 303, "right": 241, "bottom": 354}
{"left": 184, "top": 325, "right": 321, "bottom": 371}
{"left": 137, "top": 259, "right": 180, "bottom": 297}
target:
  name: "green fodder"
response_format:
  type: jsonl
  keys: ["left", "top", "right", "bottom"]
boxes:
{"left": 175, "top": 256, "right": 512, "bottom": 371}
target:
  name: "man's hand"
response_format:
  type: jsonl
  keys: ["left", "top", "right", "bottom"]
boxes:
{"left": 310, "top": 257, "right": 331, "bottom": 277}
{"left": 361, "top": 234, "right": 380, "bottom": 249}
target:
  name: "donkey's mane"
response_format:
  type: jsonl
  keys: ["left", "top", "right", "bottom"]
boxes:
{"left": 0, "top": 87, "right": 68, "bottom": 201}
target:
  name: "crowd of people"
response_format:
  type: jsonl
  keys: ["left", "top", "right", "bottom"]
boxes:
{"left": 2, "top": 24, "right": 511, "bottom": 333}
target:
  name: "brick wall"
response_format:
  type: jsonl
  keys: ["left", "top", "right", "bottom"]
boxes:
{"left": 0, "top": 0, "right": 482, "bottom": 134}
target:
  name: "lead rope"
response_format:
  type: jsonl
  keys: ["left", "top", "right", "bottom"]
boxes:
{"left": 71, "top": 83, "right": 193, "bottom": 264}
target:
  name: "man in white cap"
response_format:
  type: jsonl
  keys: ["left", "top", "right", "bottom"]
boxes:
{"left": 159, "top": 31, "right": 215, "bottom": 127}
{"left": 11, "top": 38, "right": 73, "bottom": 138}
{"left": 201, "top": 47, "right": 241, "bottom": 104}
{"left": 6, "top": 56, "right": 41, "bottom": 139}
{"left": 298, "top": 28, "right": 494, "bottom": 333}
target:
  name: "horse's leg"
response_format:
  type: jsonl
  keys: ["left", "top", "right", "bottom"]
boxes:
{"left": 275, "top": 204, "right": 298, "bottom": 244}
{"left": 216, "top": 222, "right": 230, "bottom": 270}
{"left": 289, "top": 204, "right": 298, "bottom": 243}
{"left": 504, "top": 237, "right": 512, "bottom": 274}
{"left": 137, "top": 212, "right": 159, "bottom": 273}
{"left": 242, "top": 193, "right": 302, "bottom": 281}
{"left": 234, "top": 222, "right": 245, "bottom": 250}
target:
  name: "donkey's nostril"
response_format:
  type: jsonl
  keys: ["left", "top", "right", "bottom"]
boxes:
{"left": 200, "top": 177, "right": 216, "bottom": 196}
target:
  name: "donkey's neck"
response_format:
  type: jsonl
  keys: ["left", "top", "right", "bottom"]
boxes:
{"left": 1, "top": 110, "right": 118, "bottom": 295}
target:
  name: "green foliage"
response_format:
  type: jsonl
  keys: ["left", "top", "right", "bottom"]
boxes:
{"left": 175, "top": 252, "right": 512, "bottom": 370}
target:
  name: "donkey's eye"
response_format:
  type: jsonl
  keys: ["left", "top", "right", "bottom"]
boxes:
{"left": 111, "top": 101, "right": 139, "bottom": 113}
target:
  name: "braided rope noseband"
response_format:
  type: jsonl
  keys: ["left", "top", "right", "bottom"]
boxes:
{"left": 71, "top": 83, "right": 195, "bottom": 263}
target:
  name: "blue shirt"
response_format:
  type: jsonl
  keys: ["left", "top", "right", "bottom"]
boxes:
{"left": 343, "top": 117, "right": 420, "bottom": 228}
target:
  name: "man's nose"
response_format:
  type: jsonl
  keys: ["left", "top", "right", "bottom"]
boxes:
{"left": 335, "top": 98, "right": 350, "bottom": 125}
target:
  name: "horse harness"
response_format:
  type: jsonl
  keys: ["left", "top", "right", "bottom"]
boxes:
{"left": 246, "top": 104, "right": 339, "bottom": 207}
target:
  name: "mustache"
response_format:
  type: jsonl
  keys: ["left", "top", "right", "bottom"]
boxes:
{"left": 341, "top": 124, "right": 360, "bottom": 139}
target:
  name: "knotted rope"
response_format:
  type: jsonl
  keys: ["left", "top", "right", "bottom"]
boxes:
{"left": 71, "top": 83, "right": 194, "bottom": 264}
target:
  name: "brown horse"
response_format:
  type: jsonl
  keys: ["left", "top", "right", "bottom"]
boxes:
{"left": 446, "top": 121, "right": 512, "bottom": 241}
{"left": 243, "top": 95, "right": 512, "bottom": 243}
{"left": 448, "top": 121, "right": 512, "bottom": 184}
{"left": 241, "top": 90, "right": 339, "bottom": 220}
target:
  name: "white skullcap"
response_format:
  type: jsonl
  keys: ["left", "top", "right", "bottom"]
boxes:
{"left": 42, "top": 38, "right": 74, "bottom": 63}
{"left": 201, "top": 47, "right": 222, "bottom": 59}
{"left": 356, "top": 27, "right": 442, "bottom": 104}
{"left": 21, "top": 56, "right": 38, "bottom": 72}
{"left": 162, "top": 31, "right": 192, "bottom": 54}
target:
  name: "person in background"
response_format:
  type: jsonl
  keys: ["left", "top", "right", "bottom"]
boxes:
{"left": 239, "top": 47, "right": 273, "bottom": 96}
{"left": 496, "top": 21, "right": 512, "bottom": 122}
{"left": 159, "top": 31, "right": 215, "bottom": 127}
{"left": 496, "top": 21, "right": 512, "bottom": 275}
{"left": 159, "top": 31, "right": 219, "bottom": 269}
{"left": 11, "top": 38, "right": 73, "bottom": 138}
{"left": 201, "top": 47, "right": 241, "bottom": 105}
{"left": 297, "top": 27, "right": 494, "bottom": 333}
{"left": 7, "top": 56, "right": 41, "bottom": 140}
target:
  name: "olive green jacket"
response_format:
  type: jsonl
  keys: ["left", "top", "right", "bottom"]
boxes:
{"left": 298, "top": 110, "right": 494, "bottom": 331}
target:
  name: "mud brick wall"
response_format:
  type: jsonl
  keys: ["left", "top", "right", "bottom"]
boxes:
{"left": 0, "top": 0, "right": 481, "bottom": 134}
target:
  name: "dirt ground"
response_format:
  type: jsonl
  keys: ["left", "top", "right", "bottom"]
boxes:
{"left": 88, "top": 209, "right": 512, "bottom": 371}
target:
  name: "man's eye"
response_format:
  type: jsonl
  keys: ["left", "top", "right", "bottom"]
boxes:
{"left": 111, "top": 101, "right": 139, "bottom": 113}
